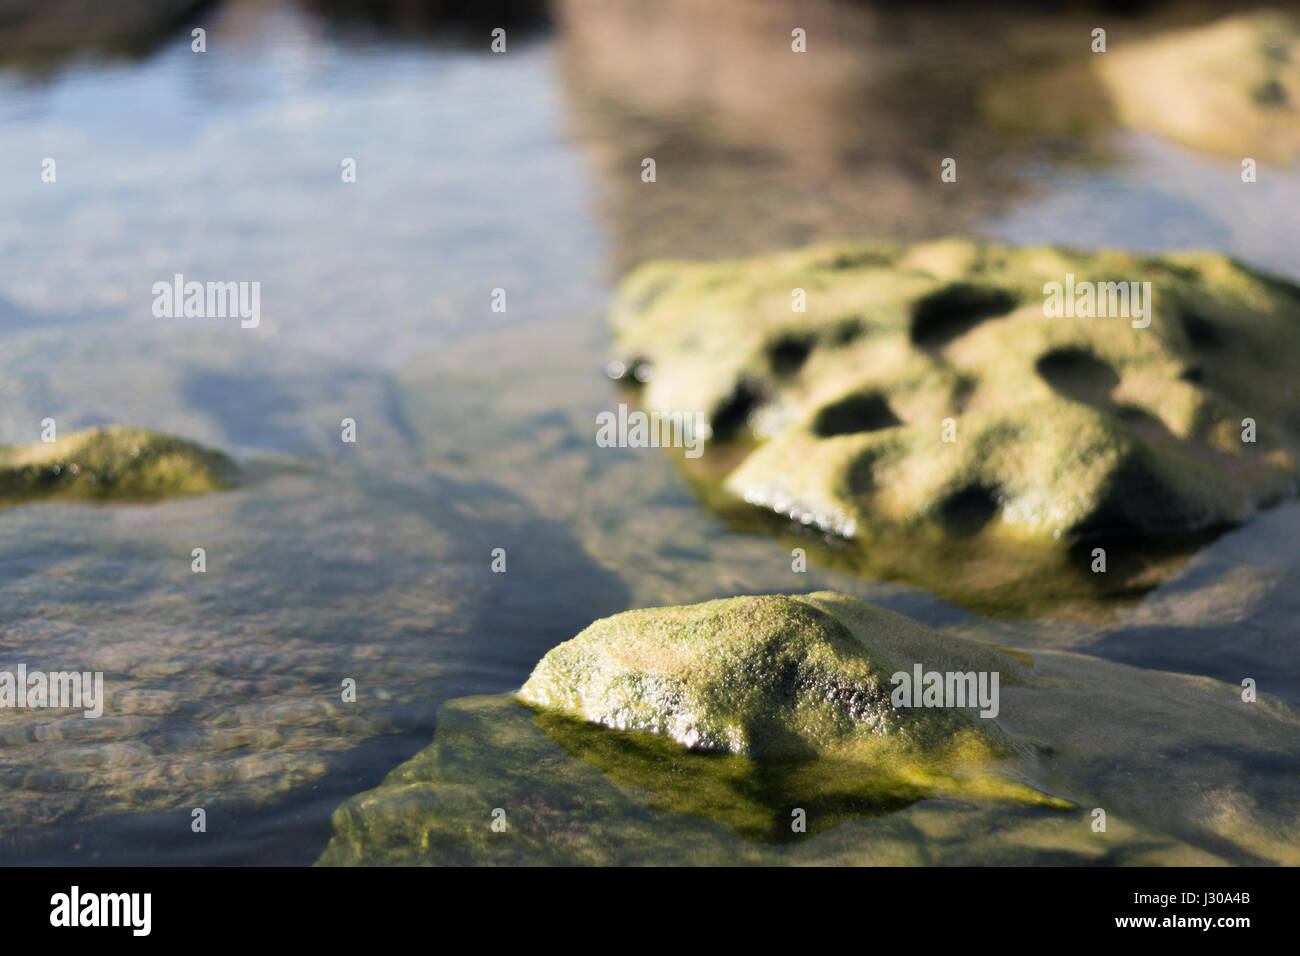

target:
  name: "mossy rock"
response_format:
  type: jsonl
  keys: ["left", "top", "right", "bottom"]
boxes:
{"left": 319, "top": 593, "right": 1074, "bottom": 863}
{"left": 319, "top": 593, "right": 1300, "bottom": 865}
{"left": 611, "top": 238, "right": 1300, "bottom": 615}
{"left": 1095, "top": 11, "right": 1300, "bottom": 162}
{"left": 521, "top": 592, "right": 1029, "bottom": 757}
{"left": 0, "top": 426, "right": 235, "bottom": 507}
{"left": 519, "top": 591, "right": 1068, "bottom": 833}
{"left": 321, "top": 693, "right": 1088, "bottom": 865}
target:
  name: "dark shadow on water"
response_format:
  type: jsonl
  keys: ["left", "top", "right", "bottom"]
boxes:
{"left": 178, "top": 364, "right": 423, "bottom": 460}
{"left": 1083, "top": 625, "right": 1299, "bottom": 703}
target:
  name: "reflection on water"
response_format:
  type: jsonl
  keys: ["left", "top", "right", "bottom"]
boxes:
{"left": 1, "top": 0, "right": 1298, "bottom": 864}
{"left": 0, "top": 0, "right": 211, "bottom": 74}
{"left": 1, "top": 0, "right": 613, "bottom": 863}
{"left": 553, "top": 0, "right": 1300, "bottom": 272}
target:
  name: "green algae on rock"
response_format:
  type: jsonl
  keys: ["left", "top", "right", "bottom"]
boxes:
{"left": 0, "top": 426, "right": 235, "bottom": 507}
{"left": 319, "top": 590, "right": 1300, "bottom": 865}
{"left": 331, "top": 591, "right": 1074, "bottom": 859}
{"left": 515, "top": 592, "right": 1067, "bottom": 839}
{"left": 321, "top": 593, "right": 1075, "bottom": 861}
{"left": 610, "top": 238, "right": 1300, "bottom": 615}
{"left": 1094, "top": 11, "right": 1300, "bottom": 162}
{"left": 319, "top": 673, "right": 1300, "bottom": 864}
{"left": 520, "top": 592, "right": 1031, "bottom": 758}
{"left": 317, "top": 693, "right": 1071, "bottom": 865}
{"left": 319, "top": 690, "right": 1244, "bottom": 865}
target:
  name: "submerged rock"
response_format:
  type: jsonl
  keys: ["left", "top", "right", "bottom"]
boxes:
{"left": 0, "top": 426, "right": 235, "bottom": 507}
{"left": 516, "top": 591, "right": 1069, "bottom": 831}
{"left": 611, "top": 238, "right": 1300, "bottom": 613}
{"left": 320, "top": 591, "right": 1300, "bottom": 865}
{"left": 0, "top": 465, "right": 629, "bottom": 861}
{"left": 1095, "top": 11, "right": 1300, "bottom": 162}
{"left": 520, "top": 592, "right": 1024, "bottom": 759}
{"left": 320, "top": 593, "right": 1077, "bottom": 862}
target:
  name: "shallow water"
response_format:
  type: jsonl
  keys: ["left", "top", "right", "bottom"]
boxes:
{"left": 1, "top": 0, "right": 1297, "bottom": 864}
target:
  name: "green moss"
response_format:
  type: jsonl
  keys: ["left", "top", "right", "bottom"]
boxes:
{"left": 319, "top": 593, "right": 1079, "bottom": 864}
{"left": 611, "top": 238, "right": 1300, "bottom": 616}
{"left": 531, "top": 708, "right": 931, "bottom": 843}
{"left": 520, "top": 592, "right": 1068, "bottom": 836}
{"left": 317, "top": 692, "right": 1072, "bottom": 865}
{"left": 521, "top": 592, "right": 1031, "bottom": 756}
{"left": 532, "top": 707, "right": 1067, "bottom": 845}
{"left": 0, "top": 426, "right": 235, "bottom": 508}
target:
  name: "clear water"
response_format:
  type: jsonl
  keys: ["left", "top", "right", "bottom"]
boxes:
{"left": 1, "top": 0, "right": 1297, "bottom": 864}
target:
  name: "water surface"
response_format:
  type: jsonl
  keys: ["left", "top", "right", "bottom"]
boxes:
{"left": 1, "top": 0, "right": 1297, "bottom": 864}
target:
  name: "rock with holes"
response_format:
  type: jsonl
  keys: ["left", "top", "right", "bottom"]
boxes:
{"left": 0, "top": 426, "right": 235, "bottom": 508}
{"left": 611, "top": 238, "right": 1300, "bottom": 551}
